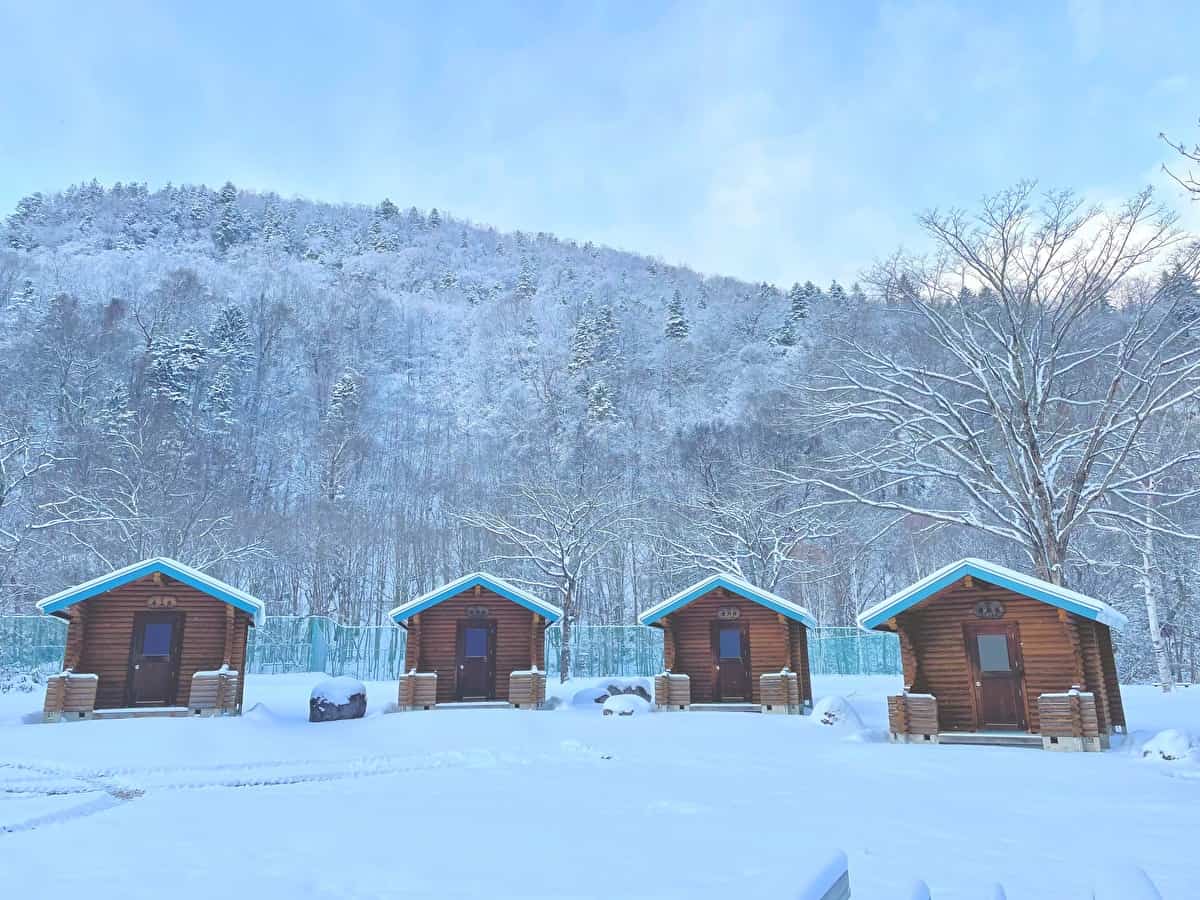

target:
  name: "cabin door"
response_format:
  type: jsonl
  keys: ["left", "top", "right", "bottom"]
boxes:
{"left": 712, "top": 622, "right": 751, "bottom": 702}
{"left": 128, "top": 612, "right": 184, "bottom": 706}
{"left": 963, "top": 622, "right": 1026, "bottom": 730}
{"left": 455, "top": 620, "right": 497, "bottom": 701}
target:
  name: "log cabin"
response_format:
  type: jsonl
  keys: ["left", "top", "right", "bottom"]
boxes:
{"left": 389, "top": 572, "right": 562, "bottom": 706}
{"left": 638, "top": 573, "right": 816, "bottom": 711}
{"left": 859, "top": 558, "right": 1127, "bottom": 748}
{"left": 36, "top": 557, "right": 264, "bottom": 719}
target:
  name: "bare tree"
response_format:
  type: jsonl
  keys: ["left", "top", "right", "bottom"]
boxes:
{"left": 652, "top": 480, "right": 838, "bottom": 594}
{"left": 1161, "top": 122, "right": 1200, "bottom": 197}
{"left": 781, "top": 184, "right": 1200, "bottom": 587}
{"left": 457, "top": 474, "right": 643, "bottom": 681}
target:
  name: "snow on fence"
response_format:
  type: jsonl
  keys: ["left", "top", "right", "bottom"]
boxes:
{"left": 0, "top": 615, "right": 901, "bottom": 682}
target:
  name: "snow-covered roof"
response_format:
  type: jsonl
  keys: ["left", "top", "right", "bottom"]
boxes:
{"left": 638, "top": 573, "right": 817, "bottom": 629}
{"left": 388, "top": 572, "right": 563, "bottom": 624}
{"left": 857, "top": 558, "right": 1127, "bottom": 633}
{"left": 36, "top": 557, "right": 266, "bottom": 626}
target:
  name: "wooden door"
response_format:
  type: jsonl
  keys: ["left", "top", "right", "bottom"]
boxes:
{"left": 455, "top": 620, "right": 497, "bottom": 701}
{"left": 963, "top": 622, "right": 1026, "bottom": 730}
{"left": 127, "top": 612, "right": 184, "bottom": 706}
{"left": 712, "top": 622, "right": 751, "bottom": 702}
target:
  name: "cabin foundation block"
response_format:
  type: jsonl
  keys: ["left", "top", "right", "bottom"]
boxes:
{"left": 397, "top": 672, "right": 438, "bottom": 711}
{"left": 653, "top": 672, "right": 691, "bottom": 710}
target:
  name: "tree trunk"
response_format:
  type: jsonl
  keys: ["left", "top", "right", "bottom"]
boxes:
{"left": 1140, "top": 484, "right": 1174, "bottom": 693}
{"left": 558, "top": 581, "right": 574, "bottom": 684}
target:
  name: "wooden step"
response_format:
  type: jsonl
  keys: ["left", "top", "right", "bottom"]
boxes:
{"left": 937, "top": 731, "right": 1042, "bottom": 748}
{"left": 688, "top": 702, "right": 760, "bottom": 713}
{"left": 92, "top": 706, "right": 191, "bottom": 720}
{"left": 434, "top": 701, "right": 511, "bottom": 710}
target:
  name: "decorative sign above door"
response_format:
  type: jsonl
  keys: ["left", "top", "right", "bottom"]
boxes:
{"left": 974, "top": 600, "right": 1005, "bottom": 620}
{"left": 146, "top": 595, "right": 178, "bottom": 609}
{"left": 465, "top": 605, "right": 489, "bottom": 618}
{"left": 717, "top": 607, "right": 741, "bottom": 620}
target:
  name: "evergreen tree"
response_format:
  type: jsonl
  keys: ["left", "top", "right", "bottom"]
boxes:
{"left": 218, "top": 181, "right": 238, "bottom": 205}
{"left": 260, "top": 203, "right": 287, "bottom": 245}
{"left": 515, "top": 254, "right": 538, "bottom": 300}
{"left": 586, "top": 380, "right": 616, "bottom": 422}
{"left": 665, "top": 289, "right": 689, "bottom": 340}
{"left": 828, "top": 280, "right": 847, "bottom": 306}
{"left": 203, "top": 365, "right": 237, "bottom": 435}
{"left": 428, "top": 207, "right": 442, "bottom": 229}
{"left": 149, "top": 328, "right": 207, "bottom": 406}
{"left": 787, "top": 282, "right": 808, "bottom": 322}
{"left": 210, "top": 305, "right": 252, "bottom": 365}
{"left": 377, "top": 198, "right": 399, "bottom": 219}
{"left": 213, "top": 203, "right": 244, "bottom": 252}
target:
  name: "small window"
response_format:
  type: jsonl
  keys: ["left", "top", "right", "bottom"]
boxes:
{"left": 142, "top": 622, "right": 174, "bottom": 657}
{"left": 464, "top": 626, "right": 489, "bottom": 659}
{"left": 718, "top": 627, "right": 742, "bottom": 659}
{"left": 976, "top": 634, "right": 1011, "bottom": 672}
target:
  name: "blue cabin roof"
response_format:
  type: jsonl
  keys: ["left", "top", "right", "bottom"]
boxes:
{"left": 857, "top": 558, "right": 1127, "bottom": 632}
{"left": 638, "top": 573, "right": 817, "bottom": 629}
{"left": 389, "top": 572, "right": 563, "bottom": 624}
{"left": 36, "top": 557, "right": 266, "bottom": 626}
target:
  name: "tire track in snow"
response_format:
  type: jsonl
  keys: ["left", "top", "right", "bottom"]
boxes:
{"left": 0, "top": 745, "right": 606, "bottom": 835}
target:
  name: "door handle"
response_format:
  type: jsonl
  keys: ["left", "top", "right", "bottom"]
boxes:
{"left": 975, "top": 681, "right": 981, "bottom": 687}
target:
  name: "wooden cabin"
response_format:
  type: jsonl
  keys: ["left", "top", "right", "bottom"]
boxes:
{"left": 859, "top": 558, "right": 1127, "bottom": 748}
{"left": 638, "top": 574, "right": 815, "bottom": 711}
{"left": 36, "top": 557, "right": 264, "bottom": 719}
{"left": 389, "top": 572, "right": 562, "bottom": 706}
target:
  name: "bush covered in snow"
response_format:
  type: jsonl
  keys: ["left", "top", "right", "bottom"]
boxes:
{"left": 811, "top": 695, "right": 865, "bottom": 732}
{"left": 0, "top": 666, "right": 45, "bottom": 694}
{"left": 602, "top": 693, "right": 649, "bottom": 716}
{"left": 1140, "top": 729, "right": 1198, "bottom": 763}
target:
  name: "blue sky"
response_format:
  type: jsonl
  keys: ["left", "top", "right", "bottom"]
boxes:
{"left": 2, "top": 1, "right": 1198, "bottom": 285}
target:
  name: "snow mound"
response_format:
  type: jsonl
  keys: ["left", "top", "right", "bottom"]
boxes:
{"left": 569, "top": 686, "right": 609, "bottom": 707}
{"left": 311, "top": 676, "right": 366, "bottom": 705}
{"left": 1091, "top": 863, "right": 1163, "bottom": 899}
{"left": 1140, "top": 729, "right": 1198, "bottom": 763}
{"left": 602, "top": 694, "right": 649, "bottom": 716}
{"left": 811, "top": 695, "right": 865, "bottom": 731}
{"left": 795, "top": 850, "right": 847, "bottom": 900}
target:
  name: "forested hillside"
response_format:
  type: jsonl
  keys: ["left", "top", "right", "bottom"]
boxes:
{"left": 2, "top": 181, "right": 1198, "bottom": 681}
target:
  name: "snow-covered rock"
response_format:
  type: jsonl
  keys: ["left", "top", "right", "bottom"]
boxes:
{"left": 309, "top": 676, "right": 367, "bottom": 722}
{"left": 570, "top": 686, "right": 610, "bottom": 708}
{"left": 602, "top": 694, "right": 649, "bottom": 716}
{"left": 1140, "top": 729, "right": 1198, "bottom": 763}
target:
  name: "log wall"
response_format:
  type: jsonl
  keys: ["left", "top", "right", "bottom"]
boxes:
{"left": 659, "top": 587, "right": 806, "bottom": 705}
{"left": 402, "top": 586, "right": 547, "bottom": 703}
{"left": 58, "top": 575, "right": 251, "bottom": 710}
{"left": 890, "top": 578, "right": 1124, "bottom": 734}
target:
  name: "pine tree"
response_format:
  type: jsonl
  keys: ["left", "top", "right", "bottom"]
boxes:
{"left": 260, "top": 203, "right": 286, "bottom": 245}
{"left": 587, "top": 380, "right": 616, "bottom": 422}
{"left": 210, "top": 305, "right": 252, "bottom": 365}
{"left": 665, "top": 289, "right": 689, "bottom": 340}
{"left": 150, "top": 328, "right": 207, "bottom": 405}
{"left": 515, "top": 254, "right": 538, "bottom": 300}
{"left": 828, "top": 280, "right": 847, "bottom": 306}
{"left": 203, "top": 365, "right": 237, "bottom": 434}
{"left": 218, "top": 181, "right": 238, "bottom": 205}
{"left": 428, "top": 207, "right": 442, "bottom": 229}
{"left": 213, "top": 203, "right": 244, "bottom": 252}
{"left": 377, "top": 198, "right": 399, "bottom": 219}
{"left": 788, "top": 282, "right": 808, "bottom": 322}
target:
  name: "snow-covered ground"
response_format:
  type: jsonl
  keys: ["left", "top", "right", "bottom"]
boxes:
{"left": 1, "top": 674, "right": 1198, "bottom": 899}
